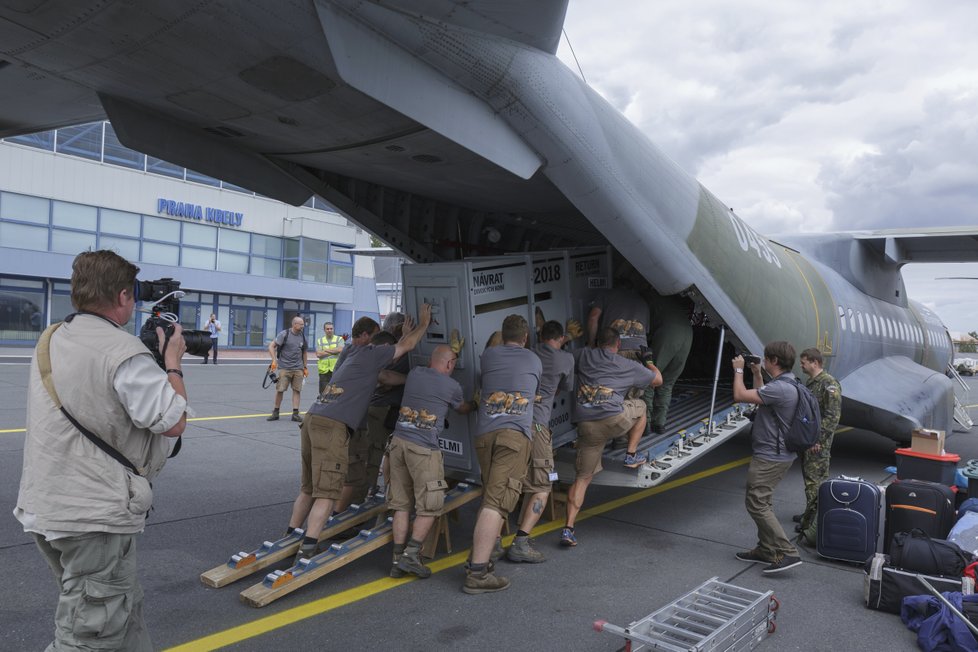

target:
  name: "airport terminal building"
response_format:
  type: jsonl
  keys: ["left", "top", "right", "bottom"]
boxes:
{"left": 0, "top": 121, "right": 380, "bottom": 348}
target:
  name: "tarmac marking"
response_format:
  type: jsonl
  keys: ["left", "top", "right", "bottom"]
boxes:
{"left": 164, "top": 455, "right": 752, "bottom": 651}
{"left": 0, "top": 412, "right": 296, "bottom": 434}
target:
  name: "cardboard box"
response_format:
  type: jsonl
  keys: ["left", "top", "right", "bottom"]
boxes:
{"left": 911, "top": 428, "right": 945, "bottom": 456}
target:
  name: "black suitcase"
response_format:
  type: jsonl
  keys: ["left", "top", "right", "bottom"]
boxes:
{"left": 884, "top": 479, "right": 955, "bottom": 553}
{"left": 817, "top": 476, "right": 884, "bottom": 563}
{"left": 864, "top": 553, "right": 974, "bottom": 614}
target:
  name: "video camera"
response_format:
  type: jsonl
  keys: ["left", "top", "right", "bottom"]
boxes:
{"left": 136, "top": 278, "right": 212, "bottom": 369}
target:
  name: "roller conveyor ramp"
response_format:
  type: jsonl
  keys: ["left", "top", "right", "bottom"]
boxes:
{"left": 554, "top": 382, "right": 753, "bottom": 488}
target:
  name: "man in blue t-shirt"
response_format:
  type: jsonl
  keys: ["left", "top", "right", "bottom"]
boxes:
{"left": 387, "top": 344, "right": 475, "bottom": 579}
{"left": 732, "top": 341, "right": 802, "bottom": 575}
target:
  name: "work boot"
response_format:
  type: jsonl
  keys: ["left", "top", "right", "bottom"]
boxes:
{"left": 294, "top": 542, "right": 317, "bottom": 566}
{"left": 267, "top": 409, "right": 280, "bottom": 421}
{"left": 291, "top": 411, "right": 303, "bottom": 423}
{"left": 396, "top": 544, "right": 431, "bottom": 579}
{"left": 490, "top": 536, "right": 504, "bottom": 561}
{"left": 390, "top": 544, "right": 406, "bottom": 578}
{"left": 507, "top": 535, "right": 546, "bottom": 563}
{"left": 462, "top": 564, "right": 510, "bottom": 594}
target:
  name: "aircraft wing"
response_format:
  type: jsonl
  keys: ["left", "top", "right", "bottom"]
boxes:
{"left": 852, "top": 228, "right": 978, "bottom": 264}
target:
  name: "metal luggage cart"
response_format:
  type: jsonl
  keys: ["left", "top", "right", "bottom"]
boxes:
{"left": 594, "top": 577, "right": 779, "bottom": 652}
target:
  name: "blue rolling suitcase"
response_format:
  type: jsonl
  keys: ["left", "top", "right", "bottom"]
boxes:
{"left": 817, "top": 476, "right": 883, "bottom": 563}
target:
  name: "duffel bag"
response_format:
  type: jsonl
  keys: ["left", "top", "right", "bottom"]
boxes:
{"left": 889, "top": 528, "right": 974, "bottom": 577}
{"left": 865, "top": 553, "right": 975, "bottom": 614}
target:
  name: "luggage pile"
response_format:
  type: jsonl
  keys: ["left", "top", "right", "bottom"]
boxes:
{"left": 809, "top": 430, "right": 978, "bottom": 650}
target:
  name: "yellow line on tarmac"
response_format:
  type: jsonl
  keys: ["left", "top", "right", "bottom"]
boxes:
{"left": 0, "top": 412, "right": 296, "bottom": 434}
{"left": 165, "top": 456, "right": 753, "bottom": 652}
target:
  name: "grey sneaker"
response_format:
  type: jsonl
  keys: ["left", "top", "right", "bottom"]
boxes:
{"left": 735, "top": 548, "right": 770, "bottom": 564}
{"left": 396, "top": 549, "right": 432, "bottom": 579}
{"left": 507, "top": 536, "right": 546, "bottom": 563}
{"left": 762, "top": 555, "right": 802, "bottom": 575}
{"left": 490, "top": 537, "right": 504, "bottom": 561}
{"left": 267, "top": 409, "right": 280, "bottom": 421}
{"left": 293, "top": 543, "right": 317, "bottom": 566}
{"left": 462, "top": 567, "right": 511, "bottom": 594}
{"left": 291, "top": 412, "right": 303, "bottom": 423}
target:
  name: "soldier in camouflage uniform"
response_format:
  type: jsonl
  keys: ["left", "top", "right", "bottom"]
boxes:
{"left": 795, "top": 347, "right": 842, "bottom": 533}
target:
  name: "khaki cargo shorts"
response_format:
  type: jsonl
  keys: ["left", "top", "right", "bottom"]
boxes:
{"left": 575, "top": 398, "right": 645, "bottom": 477}
{"left": 300, "top": 414, "right": 350, "bottom": 499}
{"left": 276, "top": 368, "right": 304, "bottom": 393}
{"left": 386, "top": 437, "right": 448, "bottom": 516}
{"left": 475, "top": 428, "right": 531, "bottom": 517}
{"left": 522, "top": 422, "right": 555, "bottom": 495}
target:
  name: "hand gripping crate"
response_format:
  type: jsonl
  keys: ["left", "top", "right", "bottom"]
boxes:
{"left": 594, "top": 577, "right": 778, "bottom": 652}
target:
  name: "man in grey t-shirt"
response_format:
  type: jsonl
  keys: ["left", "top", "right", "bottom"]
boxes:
{"left": 732, "top": 340, "right": 802, "bottom": 575}
{"left": 387, "top": 345, "right": 475, "bottom": 578}
{"left": 507, "top": 320, "right": 576, "bottom": 564}
{"left": 464, "top": 314, "right": 541, "bottom": 595}
{"left": 285, "top": 305, "right": 431, "bottom": 563}
{"left": 267, "top": 316, "right": 308, "bottom": 422}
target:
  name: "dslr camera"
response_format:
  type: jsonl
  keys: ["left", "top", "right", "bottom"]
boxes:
{"left": 136, "top": 278, "right": 212, "bottom": 369}
{"left": 741, "top": 353, "right": 762, "bottom": 367}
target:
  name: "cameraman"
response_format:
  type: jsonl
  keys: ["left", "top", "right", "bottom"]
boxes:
{"left": 203, "top": 312, "right": 221, "bottom": 364}
{"left": 14, "top": 250, "right": 188, "bottom": 651}
{"left": 267, "top": 315, "right": 308, "bottom": 422}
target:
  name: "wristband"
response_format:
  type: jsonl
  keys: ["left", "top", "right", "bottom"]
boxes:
{"left": 734, "top": 369, "right": 744, "bottom": 374}
{"left": 166, "top": 369, "right": 184, "bottom": 378}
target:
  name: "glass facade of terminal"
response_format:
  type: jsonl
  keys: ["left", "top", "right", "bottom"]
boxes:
{"left": 0, "top": 122, "right": 375, "bottom": 347}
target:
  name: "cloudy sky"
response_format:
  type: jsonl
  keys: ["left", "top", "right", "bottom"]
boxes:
{"left": 555, "top": 1, "right": 978, "bottom": 334}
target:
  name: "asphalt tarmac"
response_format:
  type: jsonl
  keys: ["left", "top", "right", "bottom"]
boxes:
{"left": 2, "top": 356, "right": 977, "bottom": 651}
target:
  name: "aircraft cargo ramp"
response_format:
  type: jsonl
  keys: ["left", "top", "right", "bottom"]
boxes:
{"left": 555, "top": 381, "right": 753, "bottom": 488}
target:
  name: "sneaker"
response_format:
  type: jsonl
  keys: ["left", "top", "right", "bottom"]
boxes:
{"left": 560, "top": 528, "right": 577, "bottom": 547}
{"left": 507, "top": 536, "right": 546, "bottom": 563}
{"left": 462, "top": 567, "right": 510, "bottom": 594}
{"left": 791, "top": 514, "right": 803, "bottom": 523}
{"left": 267, "top": 409, "right": 280, "bottom": 421}
{"left": 623, "top": 452, "right": 648, "bottom": 468}
{"left": 291, "top": 412, "right": 303, "bottom": 423}
{"left": 794, "top": 524, "right": 802, "bottom": 533}
{"left": 490, "top": 537, "right": 504, "bottom": 561}
{"left": 735, "top": 548, "right": 770, "bottom": 564}
{"left": 762, "top": 555, "right": 802, "bottom": 575}
{"left": 396, "top": 549, "right": 431, "bottom": 579}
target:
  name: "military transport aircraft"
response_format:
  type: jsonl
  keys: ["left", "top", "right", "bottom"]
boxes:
{"left": 2, "top": 0, "right": 976, "bottom": 442}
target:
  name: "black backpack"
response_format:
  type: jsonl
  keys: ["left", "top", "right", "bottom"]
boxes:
{"left": 775, "top": 376, "right": 821, "bottom": 454}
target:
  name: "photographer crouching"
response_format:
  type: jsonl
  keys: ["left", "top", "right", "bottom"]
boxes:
{"left": 14, "top": 250, "right": 189, "bottom": 651}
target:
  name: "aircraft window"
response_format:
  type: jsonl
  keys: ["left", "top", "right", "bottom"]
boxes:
{"left": 98, "top": 235, "right": 139, "bottom": 261}
{"left": 838, "top": 305, "right": 846, "bottom": 331}
{"left": 55, "top": 122, "right": 103, "bottom": 162}
{"left": 847, "top": 308, "right": 855, "bottom": 331}
{"left": 0, "top": 222, "right": 48, "bottom": 250}
{"left": 250, "top": 256, "right": 281, "bottom": 278}
{"left": 183, "top": 222, "right": 217, "bottom": 248}
{"left": 867, "top": 314, "right": 874, "bottom": 336}
{"left": 4, "top": 131, "right": 55, "bottom": 151}
{"left": 141, "top": 242, "right": 179, "bottom": 266}
{"left": 872, "top": 314, "right": 880, "bottom": 336}
{"left": 887, "top": 318, "right": 894, "bottom": 338}
{"left": 857, "top": 311, "right": 865, "bottom": 334}
{"left": 103, "top": 124, "right": 145, "bottom": 171}
{"left": 182, "top": 247, "right": 216, "bottom": 271}
{"left": 147, "top": 156, "right": 185, "bottom": 180}
{"left": 1, "top": 191, "right": 49, "bottom": 225}
{"left": 100, "top": 209, "right": 140, "bottom": 237}
{"left": 219, "top": 228, "right": 250, "bottom": 253}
